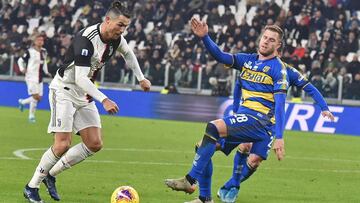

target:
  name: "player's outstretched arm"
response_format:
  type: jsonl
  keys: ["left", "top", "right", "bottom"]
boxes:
{"left": 232, "top": 79, "right": 241, "bottom": 114}
{"left": 74, "top": 66, "right": 119, "bottom": 114}
{"left": 191, "top": 17, "right": 208, "bottom": 38}
{"left": 303, "top": 83, "right": 334, "bottom": 121}
{"left": 191, "top": 17, "right": 233, "bottom": 65}
{"left": 117, "top": 36, "right": 151, "bottom": 91}
{"left": 273, "top": 92, "right": 287, "bottom": 161}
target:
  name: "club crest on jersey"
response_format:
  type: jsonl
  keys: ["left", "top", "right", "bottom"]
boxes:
{"left": 81, "top": 49, "right": 89, "bottom": 56}
{"left": 263, "top": 66, "right": 270, "bottom": 72}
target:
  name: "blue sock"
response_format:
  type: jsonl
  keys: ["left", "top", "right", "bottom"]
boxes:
{"left": 188, "top": 136, "right": 216, "bottom": 180}
{"left": 224, "top": 151, "right": 248, "bottom": 188}
{"left": 188, "top": 123, "right": 219, "bottom": 180}
{"left": 240, "top": 161, "right": 256, "bottom": 183}
{"left": 198, "top": 159, "right": 213, "bottom": 199}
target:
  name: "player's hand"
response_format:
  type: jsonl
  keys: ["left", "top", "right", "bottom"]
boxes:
{"left": 191, "top": 17, "right": 208, "bottom": 38}
{"left": 102, "top": 98, "right": 119, "bottom": 115}
{"left": 139, "top": 78, "right": 151, "bottom": 92}
{"left": 321, "top": 110, "right": 335, "bottom": 121}
{"left": 273, "top": 138, "right": 285, "bottom": 161}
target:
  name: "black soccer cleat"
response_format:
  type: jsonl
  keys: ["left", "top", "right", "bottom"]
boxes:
{"left": 23, "top": 184, "right": 44, "bottom": 203}
{"left": 42, "top": 174, "right": 60, "bottom": 201}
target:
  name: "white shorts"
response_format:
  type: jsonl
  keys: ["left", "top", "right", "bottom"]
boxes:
{"left": 26, "top": 81, "right": 43, "bottom": 96}
{"left": 47, "top": 88, "right": 101, "bottom": 134}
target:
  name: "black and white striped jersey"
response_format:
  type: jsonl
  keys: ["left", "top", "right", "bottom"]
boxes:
{"left": 50, "top": 23, "right": 144, "bottom": 99}
{"left": 18, "top": 47, "right": 49, "bottom": 83}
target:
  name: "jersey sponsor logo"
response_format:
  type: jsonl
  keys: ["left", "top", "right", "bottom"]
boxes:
{"left": 81, "top": 49, "right": 89, "bottom": 56}
{"left": 240, "top": 68, "right": 273, "bottom": 84}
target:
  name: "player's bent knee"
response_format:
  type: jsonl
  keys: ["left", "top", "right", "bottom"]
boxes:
{"left": 32, "top": 94, "right": 41, "bottom": 101}
{"left": 53, "top": 141, "right": 71, "bottom": 156}
{"left": 238, "top": 143, "right": 252, "bottom": 153}
{"left": 209, "top": 119, "right": 227, "bottom": 136}
{"left": 86, "top": 140, "right": 103, "bottom": 152}
{"left": 205, "top": 122, "right": 220, "bottom": 140}
{"left": 248, "top": 154, "right": 263, "bottom": 169}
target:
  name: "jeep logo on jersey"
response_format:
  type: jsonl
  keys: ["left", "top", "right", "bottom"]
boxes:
{"left": 81, "top": 49, "right": 89, "bottom": 56}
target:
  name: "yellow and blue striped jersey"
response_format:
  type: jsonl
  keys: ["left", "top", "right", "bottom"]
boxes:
{"left": 285, "top": 63, "right": 309, "bottom": 88}
{"left": 231, "top": 53, "right": 289, "bottom": 123}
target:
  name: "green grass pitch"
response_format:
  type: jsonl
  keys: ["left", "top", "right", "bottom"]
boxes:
{"left": 1, "top": 106, "right": 360, "bottom": 203}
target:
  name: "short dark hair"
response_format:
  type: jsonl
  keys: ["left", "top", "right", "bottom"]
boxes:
{"left": 264, "top": 25, "right": 284, "bottom": 42}
{"left": 106, "top": 0, "right": 132, "bottom": 19}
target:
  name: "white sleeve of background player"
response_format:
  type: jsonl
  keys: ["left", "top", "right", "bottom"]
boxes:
{"left": 17, "top": 57, "right": 26, "bottom": 72}
{"left": 117, "top": 35, "right": 145, "bottom": 81}
{"left": 74, "top": 66, "right": 107, "bottom": 103}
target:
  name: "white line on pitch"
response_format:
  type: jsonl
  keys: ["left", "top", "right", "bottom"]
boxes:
{"left": 13, "top": 147, "right": 360, "bottom": 164}
{"left": 2, "top": 157, "right": 360, "bottom": 174}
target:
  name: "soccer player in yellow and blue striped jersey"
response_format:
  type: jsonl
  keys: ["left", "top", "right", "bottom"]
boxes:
{"left": 217, "top": 62, "right": 335, "bottom": 203}
{"left": 165, "top": 18, "right": 289, "bottom": 203}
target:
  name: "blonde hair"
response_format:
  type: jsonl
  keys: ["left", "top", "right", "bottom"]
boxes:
{"left": 264, "top": 25, "right": 284, "bottom": 41}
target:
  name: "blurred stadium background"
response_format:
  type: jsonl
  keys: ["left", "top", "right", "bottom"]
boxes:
{"left": 0, "top": 0, "right": 359, "bottom": 101}
{"left": 1, "top": 0, "right": 360, "bottom": 202}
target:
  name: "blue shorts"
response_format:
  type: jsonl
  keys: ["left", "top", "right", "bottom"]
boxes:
{"left": 219, "top": 114, "right": 273, "bottom": 160}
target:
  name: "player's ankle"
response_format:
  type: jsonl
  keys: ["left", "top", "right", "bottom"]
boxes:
{"left": 186, "top": 174, "right": 197, "bottom": 185}
{"left": 199, "top": 195, "right": 212, "bottom": 202}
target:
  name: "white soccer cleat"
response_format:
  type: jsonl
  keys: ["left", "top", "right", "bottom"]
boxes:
{"left": 18, "top": 99, "right": 24, "bottom": 112}
{"left": 29, "top": 117, "right": 36, "bottom": 123}
{"left": 165, "top": 177, "right": 197, "bottom": 194}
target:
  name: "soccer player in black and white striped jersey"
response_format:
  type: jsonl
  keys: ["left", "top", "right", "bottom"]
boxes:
{"left": 18, "top": 34, "right": 51, "bottom": 123}
{"left": 23, "top": 1, "right": 151, "bottom": 202}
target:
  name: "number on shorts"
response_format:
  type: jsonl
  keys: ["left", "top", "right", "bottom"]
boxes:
{"left": 229, "top": 114, "right": 248, "bottom": 124}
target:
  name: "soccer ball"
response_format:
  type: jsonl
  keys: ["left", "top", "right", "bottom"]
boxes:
{"left": 111, "top": 186, "right": 139, "bottom": 203}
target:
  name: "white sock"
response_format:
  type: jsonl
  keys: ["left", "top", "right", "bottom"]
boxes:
{"left": 21, "top": 96, "right": 36, "bottom": 105}
{"left": 28, "top": 147, "right": 60, "bottom": 188}
{"left": 49, "top": 143, "right": 94, "bottom": 177}
{"left": 29, "top": 100, "right": 38, "bottom": 119}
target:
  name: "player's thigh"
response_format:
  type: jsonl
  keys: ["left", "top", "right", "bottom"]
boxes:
{"left": 73, "top": 101, "right": 101, "bottom": 133}
{"left": 47, "top": 89, "right": 76, "bottom": 133}
{"left": 26, "top": 81, "right": 42, "bottom": 96}
{"left": 250, "top": 135, "right": 274, "bottom": 160}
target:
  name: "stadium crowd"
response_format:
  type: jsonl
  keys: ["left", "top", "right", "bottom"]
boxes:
{"left": 0, "top": 0, "right": 359, "bottom": 99}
